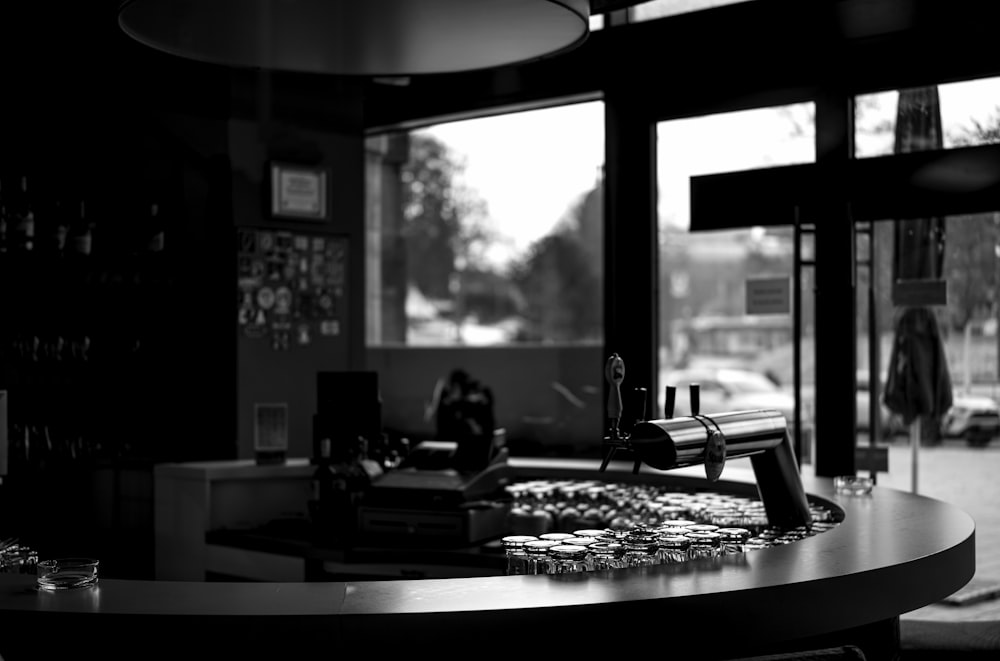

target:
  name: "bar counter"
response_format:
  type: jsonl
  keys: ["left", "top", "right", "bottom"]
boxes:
{"left": 0, "top": 458, "right": 976, "bottom": 660}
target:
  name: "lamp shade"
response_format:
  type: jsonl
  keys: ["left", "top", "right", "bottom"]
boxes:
{"left": 117, "top": 0, "right": 591, "bottom": 76}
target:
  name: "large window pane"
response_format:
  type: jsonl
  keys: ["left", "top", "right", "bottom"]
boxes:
{"left": 365, "top": 101, "right": 605, "bottom": 456}
{"left": 855, "top": 75, "right": 1000, "bottom": 158}
{"left": 367, "top": 101, "right": 604, "bottom": 347}
{"left": 656, "top": 104, "right": 815, "bottom": 458}
{"left": 855, "top": 212, "right": 1000, "bottom": 620}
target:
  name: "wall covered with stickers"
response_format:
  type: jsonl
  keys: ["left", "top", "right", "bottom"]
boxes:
{"left": 236, "top": 228, "right": 347, "bottom": 351}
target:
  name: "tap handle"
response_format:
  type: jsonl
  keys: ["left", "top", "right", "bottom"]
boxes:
{"left": 664, "top": 385, "right": 676, "bottom": 419}
{"left": 690, "top": 383, "right": 700, "bottom": 416}
{"left": 630, "top": 387, "right": 648, "bottom": 427}
{"left": 605, "top": 353, "right": 625, "bottom": 433}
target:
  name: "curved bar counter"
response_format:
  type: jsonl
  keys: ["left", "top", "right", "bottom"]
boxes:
{"left": 0, "top": 459, "right": 976, "bottom": 660}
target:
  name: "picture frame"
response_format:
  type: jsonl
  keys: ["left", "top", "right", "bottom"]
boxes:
{"left": 269, "top": 161, "right": 329, "bottom": 221}
{"left": 253, "top": 402, "right": 289, "bottom": 464}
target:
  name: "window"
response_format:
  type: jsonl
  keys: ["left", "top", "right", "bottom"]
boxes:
{"left": 855, "top": 75, "right": 1000, "bottom": 158}
{"left": 656, "top": 104, "right": 816, "bottom": 429}
{"left": 630, "top": 0, "right": 756, "bottom": 23}
{"left": 365, "top": 101, "right": 606, "bottom": 454}
{"left": 366, "top": 101, "right": 604, "bottom": 347}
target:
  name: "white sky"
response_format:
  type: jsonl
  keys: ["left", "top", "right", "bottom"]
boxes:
{"left": 422, "top": 77, "right": 1000, "bottom": 265}
{"left": 421, "top": 101, "right": 604, "bottom": 265}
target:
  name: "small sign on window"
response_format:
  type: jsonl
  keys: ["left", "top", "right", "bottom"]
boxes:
{"left": 746, "top": 276, "right": 791, "bottom": 315}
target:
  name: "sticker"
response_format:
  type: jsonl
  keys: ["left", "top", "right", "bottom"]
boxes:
{"left": 257, "top": 287, "right": 276, "bottom": 310}
{"left": 311, "top": 254, "right": 326, "bottom": 286}
{"left": 311, "top": 236, "right": 325, "bottom": 252}
{"left": 244, "top": 309, "right": 268, "bottom": 338}
{"left": 259, "top": 231, "right": 275, "bottom": 252}
{"left": 271, "top": 319, "right": 291, "bottom": 350}
{"left": 320, "top": 320, "right": 340, "bottom": 336}
{"left": 296, "top": 291, "right": 311, "bottom": 313}
{"left": 251, "top": 259, "right": 266, "bottom": 279}
{"left": 275, "top": 232, "right": 293, "bottom": 251}
{"left": 237, "top": 292, "right": 255, "bottom": 325}
{"left": 275, "top": 286, "right": 293, "bottom": 315}
{"left": 238, "top": 255, "right": 254, "bottom": 276}
{"left": 237, "top": 277, "right": 255, "bottom": 292}
{"left": 238, "top": 230, "right": 258, "bottom": 254}
{"left": 294, "top": 234, "right": 309, "bottom": 251}
{"left": 318, "top": 292, "right": 333, "bottom": 311}
{"left": 297, "top": 323, "right": 311, "bottom": 345}
{"left": 244, "top": 323, "right": 267, "bottom": 339}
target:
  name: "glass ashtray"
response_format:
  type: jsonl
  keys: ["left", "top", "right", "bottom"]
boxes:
{"left": 834, "top": 475, "right": 873, "bottom": 496}
{"left": 36, "top": 557, "right": 100, "bottom": 591}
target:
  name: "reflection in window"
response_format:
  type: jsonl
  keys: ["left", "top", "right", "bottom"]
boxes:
{"left": 365, "top": 101, "right": 605, "bottom": 347}
{"left": 855, "top": 76, "right": 1000, "bottom": 158}
{"left": 656, "top": 104, "right": 815, "bottom": 433}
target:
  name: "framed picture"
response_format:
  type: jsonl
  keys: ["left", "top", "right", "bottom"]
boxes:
{"left": 254, "top": 402, "right": 289, "bottom": 455}
{"left": 269, "top": 161, "right": 329, "bottom": 221}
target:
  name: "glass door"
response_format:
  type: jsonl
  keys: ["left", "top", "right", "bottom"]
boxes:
{"left": 656, "top": 103, "right": 816, "bottom": 470}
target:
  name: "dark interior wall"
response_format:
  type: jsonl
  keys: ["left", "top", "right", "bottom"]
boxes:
{"left": 1, "top": 6, "right": 234, "bottom": 574}
{"left": 229, "top": 114, "right": 366, "bottom": 460}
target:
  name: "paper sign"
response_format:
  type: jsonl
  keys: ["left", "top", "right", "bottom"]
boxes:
{"left": 746, "top": 277, "right": 791, "bottom": 315}
{"left": 254, "top": 403, "right": 289, "bottom": 453}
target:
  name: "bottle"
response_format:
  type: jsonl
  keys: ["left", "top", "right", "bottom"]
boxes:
{"left": 311, "top": 437, "right": 334, "bottom": 500}
{"left": 0, "top": 176, "right": 8, "bottom": 254}
{"left": 68, "top": 200, "right": 92, "bottom": 257}
{"left": 146, "top": 202, "right": 165, "bottom": 253}
{"left": 309, "top": 438, "right": 346, "bottom": 545}
{"left": 10, "top": 175, "right": 34, "bottom": 253}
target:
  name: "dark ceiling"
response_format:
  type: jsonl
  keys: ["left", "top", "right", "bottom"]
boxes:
{"left": 2, "top": 1, "right": 999, "bottom": 130}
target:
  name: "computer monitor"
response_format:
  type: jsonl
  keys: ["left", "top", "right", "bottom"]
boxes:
{"left": 314, "top": 371, "right": 381, "bottom": 462}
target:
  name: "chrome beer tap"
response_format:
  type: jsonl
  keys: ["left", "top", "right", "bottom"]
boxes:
{"left": 598, "top": 354, "right": 813, "bottom": 529}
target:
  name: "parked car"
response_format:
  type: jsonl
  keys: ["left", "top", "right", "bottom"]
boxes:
{"left": 658, "top": 366, "right": 810, "bottom": 432}
{"left": 940, "top": 394, "right": 1000, "bottom": 446}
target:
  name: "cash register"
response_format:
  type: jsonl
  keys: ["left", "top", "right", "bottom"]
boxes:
{"left": 358, "top": 432, "right": 512, "bottom": 545}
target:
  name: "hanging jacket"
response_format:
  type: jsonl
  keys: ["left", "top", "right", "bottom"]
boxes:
{"left": 883, "top": 307, "right": 953, "bottom": 426}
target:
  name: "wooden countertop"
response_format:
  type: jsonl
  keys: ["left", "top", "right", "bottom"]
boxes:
{"left": 0, "top": 460, "right": 976, "bottom": 660}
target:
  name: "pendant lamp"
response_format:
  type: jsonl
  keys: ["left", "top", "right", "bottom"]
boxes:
{"left": 117, "top": 0, "right": 591, "bottom": 76}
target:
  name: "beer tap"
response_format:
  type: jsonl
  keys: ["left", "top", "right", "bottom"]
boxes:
{"left": 599, "top": 357, "right": 813, "bottom": 529}
{"left": 605, "top": 353, "right": 624, "bottom": 441}
{"left": 599, "top": 353, "right": 642, "bottom": 474}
